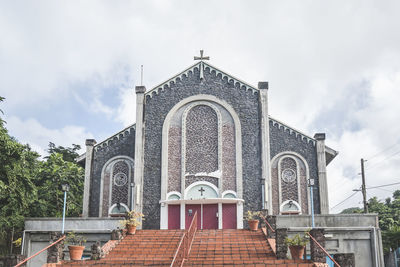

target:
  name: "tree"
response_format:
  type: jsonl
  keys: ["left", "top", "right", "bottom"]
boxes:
{"left": 0, "top": 97, "right": 40, "bottom": 255}
{"left": 0, "top": 97, "right": 85, "bottom": 255}
{"left": 341, "top": 191, "right": 400, "bottom": 253}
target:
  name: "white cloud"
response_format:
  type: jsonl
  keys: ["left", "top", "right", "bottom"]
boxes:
{"left": 5, "top": 116, "right": 93, "bottom": 157}
{"left": 1, "top": 0, "right": 400, "bottom": 212}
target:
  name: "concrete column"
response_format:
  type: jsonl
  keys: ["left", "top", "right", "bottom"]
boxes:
{"left": 258, "top": 82, "right": 272, "bottom": 213}
{"left": 314, "top": 133, "right": 329, "bottom": 214}
{"left": 275, "top": 228, "right": 288, "bottom": 259}
{"left": 310, "top": 228, "right": 326, "bottom": 263}
{"left": 134, "top": 86, "right": 146, "bottom": 220}
{"left": 83, "top": 139, "right": 96, "bottom": 217}
{"left": 333, "top": 253, "right": 355, "bottom": 267}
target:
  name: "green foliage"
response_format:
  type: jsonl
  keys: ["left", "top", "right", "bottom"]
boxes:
{"left": 65, "top": 232, "right": 86, "bottom": 246}
{"left": 340, "top": 207, "right": 363, "bottom": 214}
{"left": 244, "top": 210, "right": 261, "bottom": 221}
{"left": 340, "top": 191, "right": 400, "bottom": 253}
{"left": 0, "top": 95, "right": 85, "bottom": 255}
{"left": 284, "top": 233, "right": 309, "bottom": 247}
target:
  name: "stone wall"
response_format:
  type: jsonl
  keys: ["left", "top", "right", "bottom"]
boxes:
{"left": 89, "top": 126, "right": 135, "bottom": 217}
{"left": 142, "top": 66, "right": 262, "bottom": 229}
{"left": 269, "top": 120, "right": 320, "bottom": 213}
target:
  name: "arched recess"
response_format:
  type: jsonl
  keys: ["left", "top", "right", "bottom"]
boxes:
{"left": 99, "top": 155, "right": 134, "bottom": 217}
{"left": 161, "top": 94, "right": 243, "bottom": 200}
{"left": 184, "top": 181, "right": 219, "bottom": 199}
{"left": 280, "top": 200, "right": 301, "bottom": 214}
{"left": 270, "top": 151, "right": 310, "bottom": 215}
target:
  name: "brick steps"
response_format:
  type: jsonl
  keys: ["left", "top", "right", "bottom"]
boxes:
{"left": 58, "top": 229, "right": 183, "bottom": 266}
{"left": 183, "top": 229, "right": 314, "bottom": 266}
{"left": 57, "top": 229, "right": 316, "bottom": 267}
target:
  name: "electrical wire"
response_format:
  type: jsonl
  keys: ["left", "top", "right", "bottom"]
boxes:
{"left": 365, "top": 182, "right": 400, "bottom": 189}
{"left": 330, "top": 191, "right": 360, "bottom": 211}
{"left": 366, "top": 141, "right": 400, "bottom": 161}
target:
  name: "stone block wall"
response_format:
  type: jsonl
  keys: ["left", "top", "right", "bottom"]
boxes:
{"left": 89, "top": 126, "right": 136, "bottom": 217}
{"left": 269, "top": 120, "right": 320, "bottom": 213}
{"left": 142, "top": 66, "right": 263, "bottom": 229}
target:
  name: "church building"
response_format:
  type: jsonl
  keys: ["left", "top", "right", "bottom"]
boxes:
{"left": 78, "top": 52, "right": 338, "bottom": 230}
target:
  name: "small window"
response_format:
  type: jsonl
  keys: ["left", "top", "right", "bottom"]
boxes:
{"left": 223, "top": 193, "right": 236, "bottom": 199}
{"left": 110, "top": 203, "right": 128, "bottom": 217}
{"left": 168, "top": 194, "right": 180, "bottom": 200}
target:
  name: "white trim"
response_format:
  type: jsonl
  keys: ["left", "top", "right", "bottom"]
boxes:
{"left": 222, "top": 190, "right": 237, "bottom": 198}
{"left": 160, "top": 94, "right": 243, "bottom": 229}
{"left": 184, "top": 181, "right": 219, "bottom": 199}
{"left": 99, "top": 155, "right": 134, "bottom": 217}
{"left": 167, "top": 191, "right": 182, "bottom": 200}
{"left": 109, "top": 203, "right": 130, "bottom": 214}
{"left": 280, "top": 200, "right": 301, "bottom": 214}
{"left": 160, "top": 198, "right": 244, "bottom": 205}
{"left": 271, "top": 151, "right": 310, "bottom": 215}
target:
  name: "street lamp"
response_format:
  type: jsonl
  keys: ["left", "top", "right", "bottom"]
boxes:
{"left": 308, "top": 178, "right": 315, "bottom": 228}
{"left": 61, "top": 184, "right": 70, "bottom": 234}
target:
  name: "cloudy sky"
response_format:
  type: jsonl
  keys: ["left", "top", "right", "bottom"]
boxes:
{"left": 1, "top": 0, "right": 399, "bottom": 213}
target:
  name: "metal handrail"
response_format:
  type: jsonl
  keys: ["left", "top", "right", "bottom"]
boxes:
{"left": 260, "top": 215, "right": 275, "bottom": 233}
{"left": 170, "top": 212, "right": 197, "bottom": 267}
{"left": 306, "top": 232, "right": 340, "bottom": 267}
{"left": 15, "top": 235, "right": 66, "bottom": 267}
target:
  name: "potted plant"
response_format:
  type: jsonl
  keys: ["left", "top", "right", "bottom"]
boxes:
{"left": 284, "top": 233, "right": 309, "bottom": 260}
{"left": 119, "top": 210, "right": 144, "bottom": 235}
{"left": 245, "top": 210, "right": 261, "bottom": 231}
{"left": 65, "top": 232, "right": 86, "bottom": 261}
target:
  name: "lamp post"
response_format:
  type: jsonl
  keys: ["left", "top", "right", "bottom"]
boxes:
{"left": 308, "top": 178, "right": 315, "bottom": 228}
{"left": 61, "top": 184, "right": 70, "bottom": 234}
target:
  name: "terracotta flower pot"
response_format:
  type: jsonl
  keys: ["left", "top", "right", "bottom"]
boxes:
{"left": 289, "top": 245, "right": 305, "bottom": 260}
{"left": 127, "top": 224, "right": 137, "bottom": 235}
{"left": 68, "top": 245, "right": 85, "bottom": 260}
{"left": 248, "top": 220, "right": 259, "bottom": 231}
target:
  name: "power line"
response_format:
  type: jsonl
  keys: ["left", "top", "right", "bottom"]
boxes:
{"left": 365, "top": 182, "right": 400, "bottom": 190}
{"left": 365, "top": 149, "right": 400, "bottom": 171}
{"left": 330, "top": 191, "right": 360, "bottom": 211}
{"left": 366, "top": 141, "right": 400, "bottom": 161}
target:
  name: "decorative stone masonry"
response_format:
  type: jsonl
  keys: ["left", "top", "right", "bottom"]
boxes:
{"left": 0, "top": 254, "right": 26, "bottom": 266}
{"left": 111, "top": 229, "right": 124, "bottom": 240}
{"left": 334, "top": 253, "right": 355, "bottom": 267}
{"left": 310, "top": 228, "right": 326, "bottom": 263}
{"left": 265, "top": 215, "right": 276, "bottom": 238}
{"left": 47, "top": 232, "right": 64, "bottom": 263}
{"left": 275, "top": 228, "right": 288, "bottom": 259}
{"left": 89, "top": 241, "right": 103, "bottom": 260}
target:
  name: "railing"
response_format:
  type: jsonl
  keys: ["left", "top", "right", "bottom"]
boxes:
{"left": 15, "top": 235, "right": 66, "bottom": 267}
{"left": 260, "top": 215, "right": 275, "bottom": 234}
{"left": 170, "top": 212, "right": 197, "bottom": 267}
{"left": 306, "top": 232, "right": 341, "bottom": 267}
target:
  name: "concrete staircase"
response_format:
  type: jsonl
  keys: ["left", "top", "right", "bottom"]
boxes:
{"left": 59, "top": 229, "right": 183, "bottom": 266}
{"left": 184, "top": 229, "right": 314, "bottom": 266}
{"left": 57, "top": 229, "right": 316, "bottom": 266}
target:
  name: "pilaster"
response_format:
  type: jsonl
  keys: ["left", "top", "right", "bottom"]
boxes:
{"left": 134, "top": 86, "right": 146, "bottom": 223}
{"left": 310, "top": 228, "right": 326, "bottom": 263}
{"left": 258, "top": 82, "right": 272, "bottom": 213}
{"left": 314, "top": 133, "right": 329, "bottom": 214}
{"left": 83, "top": 139, "right": 96, "bottom": 217}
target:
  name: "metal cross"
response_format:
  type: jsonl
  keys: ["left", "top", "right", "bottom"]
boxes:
{"left": 198, "top": 187, "right": 205, "bottom": 196}
{"left": 194, "top": 50, "right": 209, "bottom": 80}
{"left": 194, "top": 50, "right": 210, "bottom": 61}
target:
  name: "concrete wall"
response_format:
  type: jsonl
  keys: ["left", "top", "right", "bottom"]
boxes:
{"left": 276, "top": 214, "right": 384, "bottom": 267}
{"left": 23, "top": 218, "right": 120, "bottom": 267}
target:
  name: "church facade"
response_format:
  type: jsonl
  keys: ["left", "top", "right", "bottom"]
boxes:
{"left": 78, "top": 56, "right": 338, "bottom": 230}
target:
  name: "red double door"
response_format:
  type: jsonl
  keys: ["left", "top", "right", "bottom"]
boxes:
{"left": 168, "top": 204, "right": 236, "bottom": 229}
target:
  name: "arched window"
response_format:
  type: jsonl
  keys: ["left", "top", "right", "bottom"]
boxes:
{"left": 99, "top": 156, "right": 134, "bottom": 217}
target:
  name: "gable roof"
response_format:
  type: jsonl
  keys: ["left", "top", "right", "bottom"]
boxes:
{"left": 269, "top": 116, "right": 338, "bottom": 165}
{"left": 145, "top": 61, "right": 259, "bottom": 98}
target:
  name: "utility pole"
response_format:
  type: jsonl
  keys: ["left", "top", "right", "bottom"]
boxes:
{"left": 361, "top": 158, "right": 369, "bottom": 213}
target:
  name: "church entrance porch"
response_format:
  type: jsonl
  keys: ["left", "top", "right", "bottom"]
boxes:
{"left": 161, "top": 198, "right": 243, "bottom": 230}
{"left": 185, "top": 204, "right": 218, "bottom": 229}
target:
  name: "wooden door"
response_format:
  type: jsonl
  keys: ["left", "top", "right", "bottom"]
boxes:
{"left": 168, "top": 205, "right": 180, "bottom": 229}
{"left": 222, "top": 204, "right": 237, "bottom": 229}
